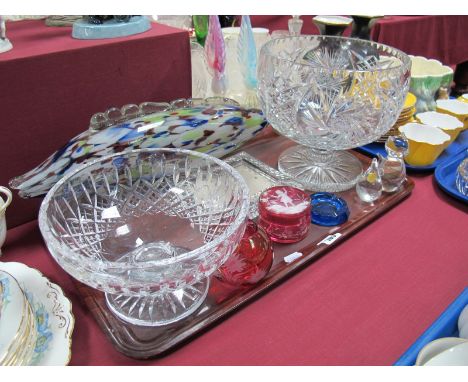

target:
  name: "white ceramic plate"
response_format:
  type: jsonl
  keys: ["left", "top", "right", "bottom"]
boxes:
{"left": 0, "top": 270, "right": 27, "bottom": 363}
{"left": 0, "top": 262, "right": 74, "bottom": 365}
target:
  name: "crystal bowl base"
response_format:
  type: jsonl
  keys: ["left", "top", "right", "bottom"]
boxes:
{"left": 105, "top": 278, "right": 210, "bottom": 327}
{"left": 278, "top": 146, "right": 363, "bottom": 192}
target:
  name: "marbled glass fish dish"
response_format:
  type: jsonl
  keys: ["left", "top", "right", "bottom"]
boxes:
{"left": 9, "top": 98, "right": 267, "bottom": 198}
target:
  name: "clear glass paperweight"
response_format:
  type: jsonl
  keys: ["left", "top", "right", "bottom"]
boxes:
{"left": 257, "top": 35, "right": 411, "bottom": 191}
{"left": 39, "top": 148, "right": 249, "bottom": 327}
{"left": 456, "top": 157, "right": 468, "bottom": 196}
{"left": 356, "top": 158, "right": 383, "bottom": 203}
{"left": 378, "top": 135, "right": 409, "bottom": 192}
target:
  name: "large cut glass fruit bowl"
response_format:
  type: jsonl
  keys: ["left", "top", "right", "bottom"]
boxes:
{"left": 39, "top": 148, "right": 249, "bottom": 326}
{"left": 257, "top": 35, "right": 411, "bottom": 191}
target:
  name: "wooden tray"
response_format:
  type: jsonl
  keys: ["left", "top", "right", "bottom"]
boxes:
{"left": 74, "top": 127, "right": 415, "bottom": 359}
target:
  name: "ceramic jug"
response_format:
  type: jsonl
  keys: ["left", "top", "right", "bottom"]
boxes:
{"left": 0, "top": 186, "right": 12, "bottom": 255}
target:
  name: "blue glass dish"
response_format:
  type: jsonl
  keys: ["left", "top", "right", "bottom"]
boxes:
{"left": 310, "top": 192, "right": 350, "bottom": 226}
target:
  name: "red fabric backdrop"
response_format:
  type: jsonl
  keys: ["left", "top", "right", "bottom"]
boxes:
{"left": 250, "top": 15, "right": 468, "bottom": 65}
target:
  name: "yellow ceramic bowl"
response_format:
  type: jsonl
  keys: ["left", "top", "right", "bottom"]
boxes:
{"left": 403, "top": 92, "right": 417, "bottom": 109}
{"left": 436, "top": 99, "right": 468, "bottom": 130}
{"left": 398, "top": 123, "right": 451, "bottom": 166}
{"left": 457, "top": 94, "right": 468, "bottom": 103}
{"left": 415, "top": 111, "right": 464, "bottom": 144}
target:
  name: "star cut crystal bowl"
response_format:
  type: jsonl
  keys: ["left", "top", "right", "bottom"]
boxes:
{"left": 257, "top": 35, "right": 411, "bottom": 191}
{"left": 39, "top": 148, "right": 249, "bottom": 326}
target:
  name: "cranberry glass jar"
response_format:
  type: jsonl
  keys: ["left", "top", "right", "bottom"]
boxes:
{"left": 217, "top": 220, "right": 273, "bottom": 286}
{"left": 258, "top": 186, "right": 311, "bottom": 243}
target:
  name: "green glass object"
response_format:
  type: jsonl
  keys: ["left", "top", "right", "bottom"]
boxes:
{"left": 193, "top": 15, "right": 209, "bottom": 46}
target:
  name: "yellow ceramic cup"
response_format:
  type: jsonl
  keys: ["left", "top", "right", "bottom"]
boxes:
{"left": 398, "top": 123, "right": 451, "bottom": 166}
{"left": 436, "top": 99, "right": 468, "bottom": 130}
{"left": 415, "top": 111, "right": 464, "bottom": 145}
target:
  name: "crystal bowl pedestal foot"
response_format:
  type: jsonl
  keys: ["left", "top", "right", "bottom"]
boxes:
{"left": 105, "top": 278, "right": 210, "bottom": 327}
{"left": 277, "top": 145, "right": 363, "bottom": 192}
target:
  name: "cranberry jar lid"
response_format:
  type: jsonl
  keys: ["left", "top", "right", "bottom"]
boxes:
{"left": 258, "top": 186, "right": 311, "bottom": 220}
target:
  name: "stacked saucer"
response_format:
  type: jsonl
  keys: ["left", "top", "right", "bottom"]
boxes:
{"left": 0, "top": 270, "right": 37, "bottom": 366}
{"left": 377, "top": 92, "right": 417, "bottom": 142}
{"left": 0, "top": 262, "right": 74, "bottom": 365}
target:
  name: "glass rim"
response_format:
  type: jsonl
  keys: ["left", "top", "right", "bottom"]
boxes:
{"left": 259, "top": 34, "right": 411, "bottom": 74}
{"left": 39, "top": 148, "right": 250, "bottom": 272}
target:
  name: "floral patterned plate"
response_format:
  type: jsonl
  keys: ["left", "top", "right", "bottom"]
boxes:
{"left": 0, "top": 262, "right": 74, "bottom": 365}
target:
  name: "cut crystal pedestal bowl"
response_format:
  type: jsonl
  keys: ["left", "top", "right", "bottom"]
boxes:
{"left": 257, "top": 35, "right": 411, "bottom": 191}
{"left": 39, "top": 149, "right": 249, "bottom": 326}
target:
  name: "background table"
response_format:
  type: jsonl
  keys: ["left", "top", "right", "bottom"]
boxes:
{"left": 1, "top": 16, "right": 468, "bottom": 366}
{"left": 251, "top": 15, "right": 468, "bottom": 66}
{"left": 0, "top": 19, "right": 191, "bottom": 229}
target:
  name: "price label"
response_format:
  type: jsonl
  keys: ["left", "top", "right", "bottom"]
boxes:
{"left": 284, "top": 251, "right": 303, "bottom": 264}
{"left": 318, "top": 233, "right": 342, "bottom": 246}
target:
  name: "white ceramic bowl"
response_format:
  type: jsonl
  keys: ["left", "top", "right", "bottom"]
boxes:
{"left": 415, "top": 111, "right": 464, "bottom": 144}
{"left": 459, "top": 323, "right": 468, "bottom": 340}
{"left": 436, "top": 99, "right": 468, "bottom": 129}
{"left": 415, "top": 337, "right": 468, "bottom": 366}
{"left": 459, "top": 305, "right": 468, "bottom": 331}
{"left": 398, "top": 122, "right": 451, "bottom": 166}
{"left": 423, "top": 340, "right": 468, "bottom": 366}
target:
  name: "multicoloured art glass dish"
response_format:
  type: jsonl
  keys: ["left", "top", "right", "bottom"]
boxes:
{"left": 9, "top": 98, "right": 267, "bottom": 198}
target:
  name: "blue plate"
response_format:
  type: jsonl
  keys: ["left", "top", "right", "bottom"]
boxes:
{"left": 356, "top": 129, "right": 468, "bottom": 173}
{"left": 434, "top": 149, "right": 468, "bottom": 204}
{"left": 394, "top": 287, "right": 468, "bottom": 366}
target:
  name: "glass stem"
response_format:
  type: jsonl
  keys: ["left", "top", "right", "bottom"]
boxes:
{"left": 308, "top": 148, "right": 335, "bottom": 165}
